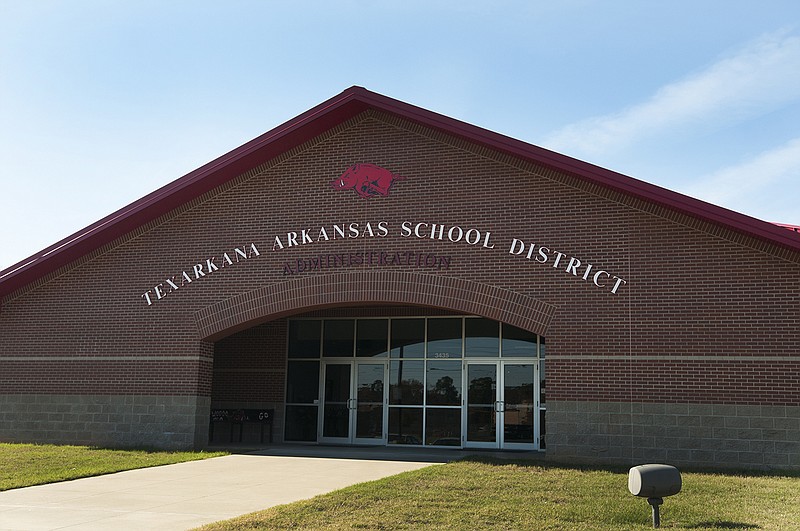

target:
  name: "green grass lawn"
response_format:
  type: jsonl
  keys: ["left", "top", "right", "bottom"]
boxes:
{"left": 197, "top": 457, "right": 800, "bottom": 530}
{"left": 2, "top": 445, "right": 798, "bottom": 530}
{"left": 0, "top": 443, "right": 227, "bottom": 491}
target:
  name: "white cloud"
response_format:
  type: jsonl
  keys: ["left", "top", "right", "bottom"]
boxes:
{"left": 682, "top": 136, "right": 800, "bottom": 221}
{"left": 542, "top": 30, "right": 800, "bottom": 156}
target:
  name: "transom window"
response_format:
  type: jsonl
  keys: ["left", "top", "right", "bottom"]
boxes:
{"left": 287, "top": 316, "right": 545, "bottom": 359}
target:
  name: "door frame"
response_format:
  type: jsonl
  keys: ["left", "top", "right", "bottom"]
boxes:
{"left": 464, "top": 361, "right": 501, "bottom": 449}
{"left": 463, "top": 359, "right": 539, "bottom": 450}
{"left": 318, "top": 359, "right": 388, "bottom": 445}
{"left": 500, "top": 360, "right": 539, "bottom": 451}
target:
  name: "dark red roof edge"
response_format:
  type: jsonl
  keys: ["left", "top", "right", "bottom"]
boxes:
{"left": 2, "top": 85, "right": 799, "bottom": 298}
{"left": 774, "top": 222, "right": 800, "bottom": 233}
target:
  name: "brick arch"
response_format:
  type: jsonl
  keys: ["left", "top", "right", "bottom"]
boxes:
{"left": 195, "top": 271, "right": 556, "bottom": 341}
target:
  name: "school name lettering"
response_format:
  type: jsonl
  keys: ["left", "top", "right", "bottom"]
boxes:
{"left": 141, "top": 243, "right": 260, "bottom": 306}
{"left": 508, "top": 238, "right": 626, "bottom": 294}
{"left": 283, "top": 250, "right": 451, "bottom": 275}
{"left": 140, "top": 220, "right": 627, "bottom": 306}
{"left": 270, "top": 221, "right": 494, "bottom": 250}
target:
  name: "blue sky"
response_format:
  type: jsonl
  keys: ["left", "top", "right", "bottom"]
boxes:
{"left": 2, "top": 1, "right": 799, "bottom": 270}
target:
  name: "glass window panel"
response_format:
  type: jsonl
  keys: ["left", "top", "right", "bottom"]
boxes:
{"left": 285, "top": 361, "right": 319, "bottom": 404}
{"left": 426, "top": 360, "right": 462, "bottom": 406}
{"left": 324, "top": 363, "right": 351, "bottom": 402}
{"left": 356, "top": 404, "right": 383, "bottom": 439}
{"left": 504, "top": 404, "right": 535, "bottom": 443}
{"left": 503, "top": 364, "right": 535, "bottom": 444}
{"left": 502, "top": 323, "right": 538, "bottom": 357}
{"left": 466, "top": 363, "right": 497, "bottom": 443}
{"left": 427, "top": 318, "right": 462, "bottom": 359}
{"left": 539, "top": 359, "right": 546, "bottom": 406}
{"left": 540, "top": 336, "right": 546, "bottom": 358}
{"left": 465, "top": 318, "right": 499, "bottom": 357}
{"left": 467, "top": 407, "right": 496, "bottom": 443}
{"left": 390, "top": 319, "right": 425, "bottom": 358}
{"left": 425, "top": 408, "right": 461, "bottom": 446}
{"left": 388, "top": 407, "right": 423, "bottom": 445}
{"left": 356, "top": 363, "right": 384, "bottom": 439}
{"left": 356, "top": 319, "right": 388, "bottom": 357}
{"left": 389, "top": 360, "right": 424, "bottom": 405}
{"left": 284, "top": 405, "right": 318, "bottom": 442}
{"left": 323, "top": 403, "right": 350, "bottom": 438}
{"left": 356, "top": 363, "right": 384, "bottom": 403}
{"left": 323, "top": 319, "right": 354, "bottom": 357}
{"left": 322, "top": 363, "right": 351, "bottom": 438}
{"left": 467, "top": 364, "right": 496, "bottom": 406}
{"left": 288, "top": 320, "right": 321, "bottom": 358}
{"left": 503, "top": 364, "right": 534, "bottom": 405}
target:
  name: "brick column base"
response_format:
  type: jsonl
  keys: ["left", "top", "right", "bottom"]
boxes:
{"left": 0, "top": 394, "right": 210, "bottom": 450}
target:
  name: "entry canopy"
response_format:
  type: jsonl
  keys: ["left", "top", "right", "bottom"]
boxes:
{"left": 2, "top": 86, "right": 800, "bottom": 298}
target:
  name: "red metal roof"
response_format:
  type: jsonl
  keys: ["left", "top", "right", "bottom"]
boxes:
{"left": 2, "top": 86, "right": 799, "bottom": 298}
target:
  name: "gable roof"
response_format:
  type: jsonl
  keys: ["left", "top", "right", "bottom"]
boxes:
{"left": 2, "top": 85, "right": 799, "bottom": 299}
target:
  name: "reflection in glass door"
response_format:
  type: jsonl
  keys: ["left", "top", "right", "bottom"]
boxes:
{"left": 319, "top": 361, "right": 386, "bottom": 444}
{"left": 466, "top": 364, "right": 498, "bottom": 448}
{"left": 354, "top": 363, "right": 385, "bottom": 443}
{"left": 321, "top": 363, "right": 352, "bottom": 442}
{"left": 502, "top": 363, "right": 536, "bottom": 449}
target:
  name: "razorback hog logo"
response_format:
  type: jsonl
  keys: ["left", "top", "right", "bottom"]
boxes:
{"left": 331, "top": 163, "right": 406, "bottom": 198}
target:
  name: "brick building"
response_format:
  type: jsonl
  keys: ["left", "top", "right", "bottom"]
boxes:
{"left": 1, "top": 87, "right": 798, "bottom": 470}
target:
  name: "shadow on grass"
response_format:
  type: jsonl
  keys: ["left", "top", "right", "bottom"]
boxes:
{"left": 458, "top": 455, "right": 800, "bottom": 478}
{"left": 458, "top": 455, "right": 632, "bottom": 474}
{"left": 687, "top": 522, "right": 761, "bottom": 529}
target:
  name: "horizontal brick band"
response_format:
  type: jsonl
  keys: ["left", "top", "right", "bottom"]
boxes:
{"left": 0, "top": 358, "right": 212, "bottom": 395}
{"left": 1, "top": 355, "right": 211, "bottom": 362}
{"left": 554, "top": 355, "right": 799, "bottom": 361}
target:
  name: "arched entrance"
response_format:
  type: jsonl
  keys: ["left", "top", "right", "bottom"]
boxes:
{"left": 200, "top": 272, "right": 554, "bottom": 450}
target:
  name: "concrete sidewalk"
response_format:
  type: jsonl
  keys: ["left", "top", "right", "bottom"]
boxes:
{"left": 0, "top": 453, "right": 436, "bottom": 531}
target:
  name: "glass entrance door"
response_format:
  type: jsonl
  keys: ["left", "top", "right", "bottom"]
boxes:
{"left": 501, "top": 362, "right": 536, "bottom": 450}
{"left": 466, "top": 363, "right": 499, "bottom": 448}
{"left": 320, "top": 362, "right": 351, "bottom": 443}
{"left": 354, "top": 362, "right": 385, "bottom": 444}
{"left": 465, "top": 361, "right": 537, "bottom": 450}
{"left": 319, "top": 361, "right": 386, "bottom": 444}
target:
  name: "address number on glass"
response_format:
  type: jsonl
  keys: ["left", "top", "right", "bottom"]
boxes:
{"left": 432, "top": 352, "right": 452, "bottom": 358}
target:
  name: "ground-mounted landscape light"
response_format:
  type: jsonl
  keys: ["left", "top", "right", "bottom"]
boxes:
{"left": 628, "top": 464, "right": 682, "bottom": 528}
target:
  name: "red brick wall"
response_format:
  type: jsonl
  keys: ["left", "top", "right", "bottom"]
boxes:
{"left": 212, "top": 321, "right": 286, "bottom": 403}
{"left": 550, "top": 358, "right": 800, "bottom": 405}
{"left": 2, "top": 111, "right": 799, "bottom": 413}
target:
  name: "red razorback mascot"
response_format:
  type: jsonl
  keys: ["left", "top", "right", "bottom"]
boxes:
{"left": 331, "top": 164, "right": 406, "bottom": 198}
